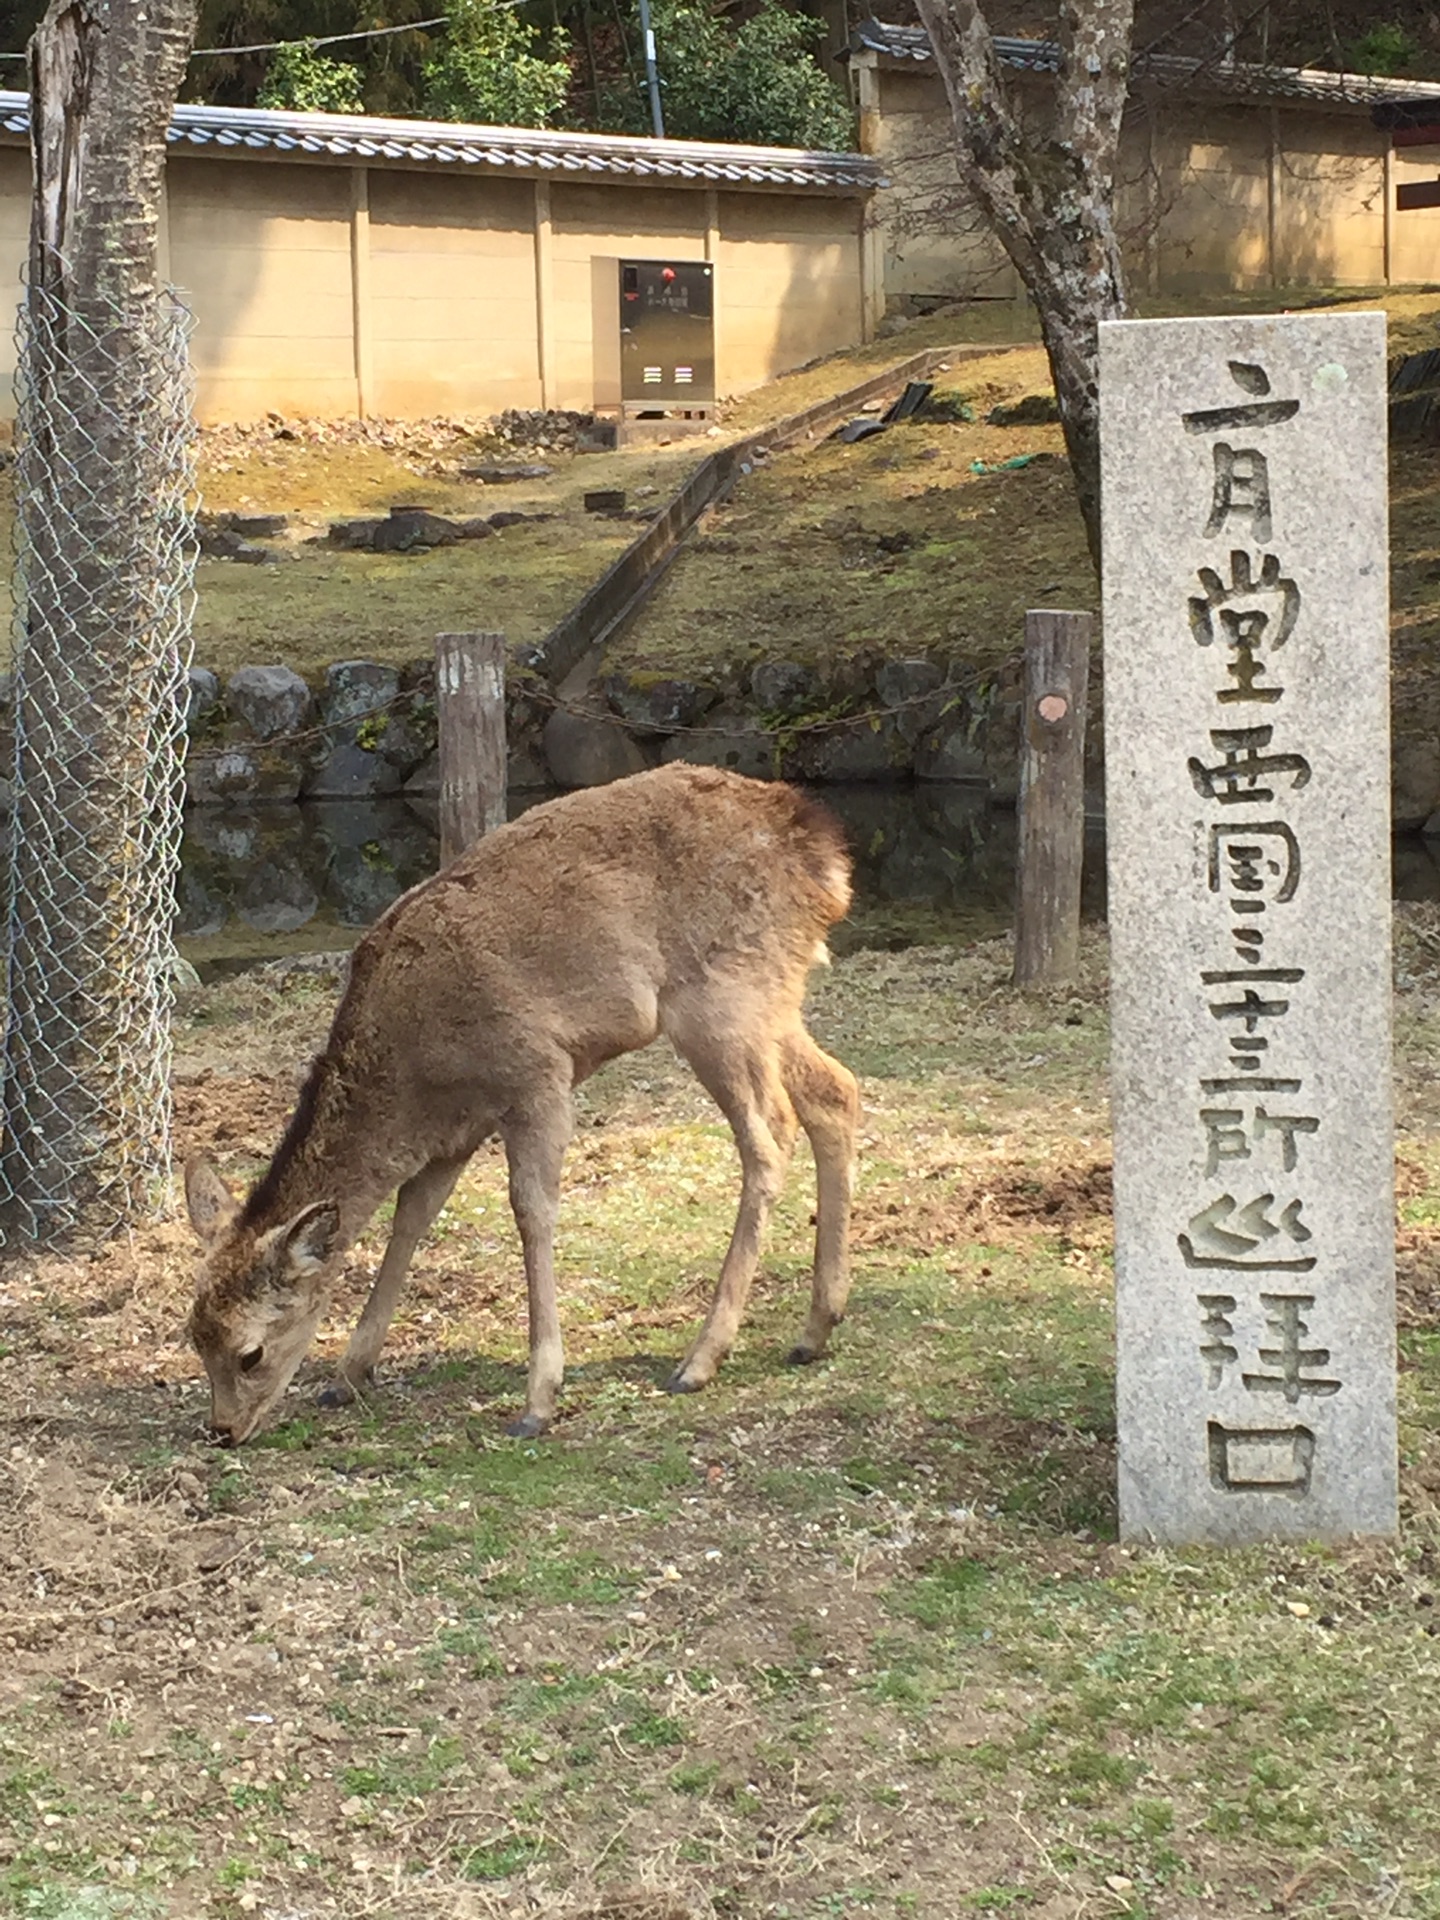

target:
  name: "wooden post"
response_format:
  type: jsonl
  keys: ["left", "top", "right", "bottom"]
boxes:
{"left": 533, "top": 180, "right": 555, "bottom": 409}
{"left": 1012, "top": 608, "right": 1092, "bottom": 988}
{"left": 436, "top": 631, "right": 507, "bottom": 864}
{"left": 351, "top": 166, "right": 374, "bottom": 419}
{"left": 1267, "top": 106, "right": 1281, "bottom": 290}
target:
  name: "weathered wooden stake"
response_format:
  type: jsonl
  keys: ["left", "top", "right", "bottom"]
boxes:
{"left": 436, "top": 630, "right": 507, "bottom": 864}
{"left": 1012, "top": 608, "right": 1092, "bottom": 988}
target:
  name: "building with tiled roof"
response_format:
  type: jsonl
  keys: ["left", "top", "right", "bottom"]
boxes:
{"left": 0, "top": 92, "right": 883, "bottom": 422}
{"left": 840, "top": 20, "right": 1440, "bottom": 308}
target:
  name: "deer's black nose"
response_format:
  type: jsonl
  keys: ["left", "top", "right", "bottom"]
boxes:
{"left": 209, "top": 1423, "right": 235, "bottom": 1449}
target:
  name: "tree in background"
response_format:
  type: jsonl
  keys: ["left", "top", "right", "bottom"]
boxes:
{"left": 422, "top": 0, "right": 570, "bottom": 126}
{"left": 0, "top": 0, "right": 1423, "bottom": 132}
{"left": 911, "top": 0, "right": 1132, "bottom": 569}
{"left": 601, "top": 0, "right": 852, "bottom": 147}
{"left": 256, "top": 36, "right": 364, "bottom": 108}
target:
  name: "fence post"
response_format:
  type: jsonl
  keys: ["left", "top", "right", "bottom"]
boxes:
{"left": 436, "top": 631, "right": 507, "bottom": 864}
{"left": 1013, "top": 608, "right": 1092, "bottom": 988}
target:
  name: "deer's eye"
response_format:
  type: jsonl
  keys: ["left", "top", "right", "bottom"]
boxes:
{"left": 238, "top": 1347, "right": 264, "bottom": 1375}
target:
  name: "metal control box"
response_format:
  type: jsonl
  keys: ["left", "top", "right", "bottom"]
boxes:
{"left": 619, "top": 258, "right": 715, "bottom": 408}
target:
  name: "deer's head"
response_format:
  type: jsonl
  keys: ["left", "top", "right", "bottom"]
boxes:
{"left": 184, "top": 1158, "right": 341, "bottom": 1445}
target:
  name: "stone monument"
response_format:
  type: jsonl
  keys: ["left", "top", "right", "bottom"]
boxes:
{"left": 1100, "top": 312, "right": 1397, "bottom": 1543}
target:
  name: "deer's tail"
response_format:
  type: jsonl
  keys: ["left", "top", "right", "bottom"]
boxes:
{"left": 784, "top": 786, "right": 853, "bottom": 927}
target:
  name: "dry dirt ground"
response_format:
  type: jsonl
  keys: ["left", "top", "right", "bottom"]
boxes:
{"left": 5, "top": 924, "right": 1440, "bottom": 1920}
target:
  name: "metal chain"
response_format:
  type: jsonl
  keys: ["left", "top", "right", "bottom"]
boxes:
{"left": 203, "top": 664, "right": 1005, "bottom": 758}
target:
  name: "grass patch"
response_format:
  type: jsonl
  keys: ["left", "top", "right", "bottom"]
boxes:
{"left": 8, "top": 922, "right": 1440, "bottom": 1919}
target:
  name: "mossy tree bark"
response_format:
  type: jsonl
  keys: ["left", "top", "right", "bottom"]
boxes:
{"left": 0, "top": 0, "right": 199, "bottom": 1239}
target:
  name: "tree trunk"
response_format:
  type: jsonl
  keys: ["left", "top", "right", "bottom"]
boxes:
{"left": 910, "top": 0, "right": 1135, "bottom": 569}
{"left": 0, "top": 0, "right": 199, "bottom": 1240}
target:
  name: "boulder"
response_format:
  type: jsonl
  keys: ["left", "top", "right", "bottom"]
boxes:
{"left": 403, "top": 748, "right": 441, "bottom": 798}
{"left": 463, "top": 463, "right": 552, "bottom": 483}
{"left": 304, "top": 742, "right": 403, "bottom": 800}
{"left": 327, "top": 518, "right": 384, "bottom": 550}
{"left": 175, "top": 870, "right": 226, "bottom": 940}
{"left": 659, "top": 704, "right": 777, "bottom": 781}
{"left": 187, "top": 743, "right": 304, "bottom": 806}
{"left": 371, "top": 508, "right": 462, "bottom": 552}
{"left": 320, "top": 660, "right": 400, "bottom": 740}
{"left": 507, "top": 740, "right": 553, "bottom": 790}
{"left": 789, "top": 718, "right": 910, "bottom": 783}
{"left": 543, "top": 705, "right": 650, "bottom": 788}
{"left": 875, "top": 658, "right": 945, "bottom": 744}
{"left": 749, "top": 659, "right": 820, "bottom": 717}
{"left": 328, "top": 847, "right": 409, "bottom": 927}
{"left": 226, "top": 664, "right": 313, "bottom": 742}
{"left": 220, "top": 512, "right": 289, "bottom": 539}
{"left": 198, "top": 522, "right": 247, "bottom": 559}
{"left": 186, "top": 811, "right": 260, "bottom": 860}
{"left": 185, "top": 667, "right": 221, "bottom": 732}
{"left": 914, "top": 715, "right": 988, "bottom": 783}
{"left": 600, "top": 673, "right": 718, "bottom": 736}
{"left": 311, "top": 662, "right": 416, "bottom": 792}
{"left": 456, "top": 517, "right": 497, "bottom": 540}
{"left": 488, "top": 510, "right": 553, "bottom": 530}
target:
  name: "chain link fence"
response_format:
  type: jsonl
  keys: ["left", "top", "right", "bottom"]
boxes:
{"left": 0, "top": 277, "right": 197, "bottom": 1244}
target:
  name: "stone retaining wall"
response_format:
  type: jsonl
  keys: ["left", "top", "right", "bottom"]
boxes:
{"left": 4, "top": 650, "right": 1438, "bottom": 830}
{"left": 167, "top": 650, "right": 1087, "bottom": 810}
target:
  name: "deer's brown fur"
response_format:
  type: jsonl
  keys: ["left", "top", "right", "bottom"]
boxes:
{"left": 186, "top": 764, "right": 860, "bottom": 1444}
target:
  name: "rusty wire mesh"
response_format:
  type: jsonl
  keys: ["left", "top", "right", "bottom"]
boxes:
{"left": 0, "top": 278, "right": 198, "bottom": 1244}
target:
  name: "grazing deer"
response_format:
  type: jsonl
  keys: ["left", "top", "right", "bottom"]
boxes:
{"left": 185, "top": 763, "right": 860, "bottom": 1445}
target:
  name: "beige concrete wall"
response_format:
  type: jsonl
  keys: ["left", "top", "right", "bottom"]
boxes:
{"left": 1145, "top": 104, "right": 1273, "bottom": 291}
{"left": 715, "top": 192, "right": 865, "bottom": 391}
{"left": 1272, "top": 110, "right": 1387, "bottom": 286}
{"left": 867, "top": 63, "right": 1018, "bottom": 301}
{"left": 0, "top": 140, "right": 870, "bottom": 422}
{"left": 865, "top": 61, "right": 1412, "bottom": 305}
{"left": 549, "top": 182, "right": 863, "bottom": 404}
{"left": 1393, "top": 144, "right": 1440, "bottom": 285}
{"left": 168, "top": 156, "right": 357, "bottom": 422}
{"left": 550, "top": 184, "right": 709, "bottom": 408}
{"left": 367, "top": 171, "right": 542, "bottom": 416}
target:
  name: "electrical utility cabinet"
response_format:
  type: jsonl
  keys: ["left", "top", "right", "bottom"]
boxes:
{"left": 619, "top": 259, "right": 716, "bottom": 412}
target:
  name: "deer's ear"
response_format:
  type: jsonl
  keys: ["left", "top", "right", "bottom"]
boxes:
{"left": 272, "top": 1201, "right": 342, "bottom": 1281}
{"left": 185, "top": 1157, "right": 239, "bottom": 1244}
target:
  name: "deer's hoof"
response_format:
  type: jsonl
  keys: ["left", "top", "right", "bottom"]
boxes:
{"left": 664, "top": 1368, "right": 703, "bottom": 1395}
{"left": 318, "top": 1381, "right": 356, "bottom": 1409}
{"left": 785, "top": 1344, "right": 822, "bottom": 1368}
{"left": 506, "top": 1411, "right": 551, "bottom": 1440}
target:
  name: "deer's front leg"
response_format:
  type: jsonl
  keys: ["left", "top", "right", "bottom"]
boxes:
{"left": 320, "top": 1153, "right": 469, "bottom": 1408}
{"left": 502, "top": 1096, "right": 573, "bottom": 1438}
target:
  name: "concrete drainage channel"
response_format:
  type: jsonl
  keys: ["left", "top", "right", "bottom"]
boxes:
{"left": 531, "top": 341, "right": 1021, "bottom": 737}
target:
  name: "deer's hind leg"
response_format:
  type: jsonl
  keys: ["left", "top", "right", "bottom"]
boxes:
{"left": 780, "top": 1025, "right": 859, "bottom": 1367}
{"left": 664, "top": 1008, "right": 799, "bottom": 1395}
{"left": 321, "top": 1151, "right": 470, "bottom": 1408}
